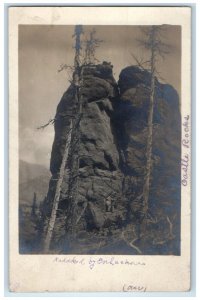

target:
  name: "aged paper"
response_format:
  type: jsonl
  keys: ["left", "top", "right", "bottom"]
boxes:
{"left": 9, "top": 6, "right": 191, "bottom": 292}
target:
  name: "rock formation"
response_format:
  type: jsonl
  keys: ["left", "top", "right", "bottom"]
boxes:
{"left": 42, "top": 63, "right": 181, "bottom": 255}
{"left": 116, "top": 66, "right": 181, "bottom": 254}
{"left": 44, "top": 63, "right": 125, "bottom": 251}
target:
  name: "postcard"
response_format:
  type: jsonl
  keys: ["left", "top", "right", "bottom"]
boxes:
{"left": 9, "top": 6, "right": 191, "bottom": 292}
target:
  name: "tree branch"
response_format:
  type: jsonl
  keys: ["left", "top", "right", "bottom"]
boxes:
{"left": 121, "top": 231, "right": 142, "bottom": 254}
{"left": 37, "top": 118, "right": 56, "bottom": 130}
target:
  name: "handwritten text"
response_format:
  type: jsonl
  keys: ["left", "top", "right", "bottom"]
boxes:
{"left": 182, "top": 115, "right": 190, "bottom": 186}
{"left": 53, "top": 256, "right": 146, "bottom": 270}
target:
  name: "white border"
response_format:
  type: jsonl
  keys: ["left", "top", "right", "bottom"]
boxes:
{"left": 1, "top": 1, "right": 196, "bottom": 298}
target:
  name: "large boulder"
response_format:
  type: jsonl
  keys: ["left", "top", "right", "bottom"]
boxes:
{"left": 44, "top": 64, "right": 181, "bottom": 255}
{"left": 46, "top": 63, "right": 124, "bottom": 235}
{"left": 116, "top": 66, "right": 181, "bottom": 247}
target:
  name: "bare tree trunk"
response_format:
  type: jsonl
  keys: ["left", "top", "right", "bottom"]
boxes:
{"left": 74, "top": 25, "right": 83, "bottom": 69}
{"left": 42, "top": 26, "right": 84, "bottom": 252}
{"left": 65, "top": 71, "right": 83, "bottom": 239}
{"left": 43, "top": 120, "right": 73, "bottom": 252}
{"left": 142, "top": 28, "right": 156, "bottom": 216}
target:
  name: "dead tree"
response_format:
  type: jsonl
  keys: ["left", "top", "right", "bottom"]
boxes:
{"left": 84, "top": 28, "right": 103, "bottom": 65}
{"left": 43, "top": 121, "right": 73, "bottom": 252}
{"left": 43, "top": 25, "right": 84, "bottom": 252}
{"left": 64, "top": 28, "right": 103, "bottom": 240}
{"left": 57, "top": 25, "right": 84, "bottom": 83}
{"left": 141, "top": 26, "right": 170, "bottom": 218}
{"left": 129, "top": 26, "right": 171, "bottom": 229}
{"left": 42, "top": 26, "right": 105, "bottom": 251}
{"left": 141, "top": 26, "right": 157, "bottom": 219}
{"left": 64, "top": 29, "right": 103, "bottom": 242}
{"left": 73, "top": 25, "right": 84, "bottom": 69}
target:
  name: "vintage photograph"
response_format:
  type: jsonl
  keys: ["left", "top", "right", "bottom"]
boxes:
{"left": 19, "top": 24, "right": 181, "bottom": 255}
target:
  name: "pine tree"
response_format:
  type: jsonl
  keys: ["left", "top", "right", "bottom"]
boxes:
{"left": 84, "top": 28, "right": 103, "bottom": 65}
{"left": 136, "top": 26, "right": 170, "bottom": 220}
{"left": 73, "top": 25, "right": 84, "bottom": 69}
{"left": 31, "top": 192, "right": 37, "bottom": 218}
{"left": 43, "top": 25, "right": 83, "bottom": 253}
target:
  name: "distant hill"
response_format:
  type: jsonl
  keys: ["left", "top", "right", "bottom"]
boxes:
{"left": 19, "top": 160, "right": 51, "bottom": 184}
{"left": 19, "top": 160, "right": 51, "bottom": 206}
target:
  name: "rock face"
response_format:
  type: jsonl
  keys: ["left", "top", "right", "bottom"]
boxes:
{"left": 116, "top": 66, "right": 181, "bottom": 253}
{"left": 73, "top": 64, "right": 125, "bottom": 230}
{"left": 44, "top": 64, "right": 181, "bottom": 254}
{"left": 45, "top": 63, "right": 125, "bottom": 239}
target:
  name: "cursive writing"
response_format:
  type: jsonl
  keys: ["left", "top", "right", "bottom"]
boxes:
{"left": 53, "top": 256, "right": 85, "bottom": 265}
{"left": 182, "top": 115, "right": 190, "bottom": 149}
{"left": 53, "top": 256, "right": 146, "bottom": 270}
{"left": 123, "top": 284, "right": 146, "bottom": 292}
{"left": 182, "top": 115, "right": 190, "bottom": 186}
{"left": 181, "top": 154, "right": 189, "bottom": 186}
{"left": 88, "top": 256, "right": 145, "bottom": 270}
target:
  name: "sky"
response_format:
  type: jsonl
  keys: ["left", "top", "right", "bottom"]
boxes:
{"left": 19, "top": 25, "right": 181, "bottom": 168}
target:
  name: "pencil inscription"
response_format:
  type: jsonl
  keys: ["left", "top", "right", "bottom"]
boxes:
{"left": 123, "top": 284, "right": 146, "bottom": 292}
{"left": 53, "top": 256, "right": 146, "bottom": 270}
{"left": 182, "top": 115, "right": 190, "bottom": 186}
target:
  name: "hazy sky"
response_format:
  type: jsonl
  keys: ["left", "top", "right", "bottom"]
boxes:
{"left": 19, "top": 25, "right": 181, "bottom": 168}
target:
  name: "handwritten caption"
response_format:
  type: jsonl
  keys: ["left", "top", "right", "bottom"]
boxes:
{"left": 123, "top": 284, "right": 146, "bottom": 292}
{"left": 53, "top": 256, "right": 146, "bottom": 270}
{"left": 182, "top": 115, "right": 190, "bottom": 186}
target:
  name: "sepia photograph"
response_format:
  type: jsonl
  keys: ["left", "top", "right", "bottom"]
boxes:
{"left": 18, "top": 24, "right": 181, "bottom": 255}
